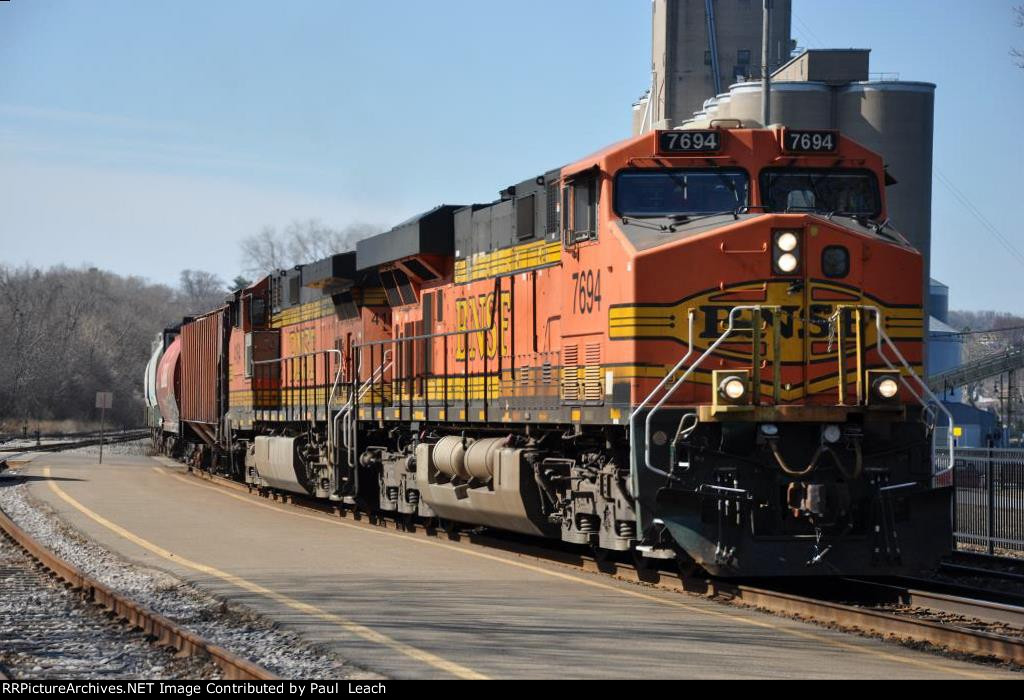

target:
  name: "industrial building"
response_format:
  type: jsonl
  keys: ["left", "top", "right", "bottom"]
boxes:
{"left": 636, "top": 43, "right": 936, "bottom": 301}
{"left": 639, "top": 0, "right": 793, "bottom": 133}
{"left": 929, "top": 280, "right": 1003, "bottom": 448}
{"left": 632, "top": 0, "right": 1005, "bottom": 445}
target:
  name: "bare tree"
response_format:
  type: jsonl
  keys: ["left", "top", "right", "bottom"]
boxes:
{"left": 1013, "top": 5, "right": 1024, "bottom": 68}
{"left": 178, "top": 269, "right": 226, "bottom": 315}
{"left": 239, "top": 226, "right": 289, "bottom": 278}
{"left": 240, "top": 220, "right": 381, "bottom": 277}
{"left": 0, "top": 264, "right": 187, "bottom": 431}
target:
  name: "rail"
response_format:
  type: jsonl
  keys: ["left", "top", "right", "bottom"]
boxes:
{"left": 0, "top": 500, "right": 276, "bottom": 680}
{"left": 185, "top": 465, "right": 1024, "bottom": 667}
{"left": 345, "top": 277, "right": 504, "bottom": 430}
{"left": 854, "top": 305, "right": 956, "bottom": 477}
{"left": 0, "top": 429, "right": 151, "bottom": 455}
{"left": 253, "top": 349, "right": 344, "bottom": 467}
{"left": 630, "top": 303, "right": 955, "bottom": 486}
{"left": 337, "top": 350, "right": 393, "bottom": 469}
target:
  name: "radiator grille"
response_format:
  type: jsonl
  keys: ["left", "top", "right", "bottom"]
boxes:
{"left": 583, "top": 343, "right": 602, "bottom": 402}
{"left": 561, "top": 345, "right": 579, "bottom": 402}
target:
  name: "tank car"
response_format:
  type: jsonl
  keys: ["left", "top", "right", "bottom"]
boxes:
{"left": 153, "top": 125, "right": 954, "bottom": 577}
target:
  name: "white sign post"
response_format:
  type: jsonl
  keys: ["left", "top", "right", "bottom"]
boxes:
{"left": 95, "top": 392, "right": 113, "bottom": 464}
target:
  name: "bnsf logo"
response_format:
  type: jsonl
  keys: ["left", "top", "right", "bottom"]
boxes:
{"left": 454, "top": 291, "right": 511, "bottom": 362}
{"left": 610, "top": 281, "right": 922, "bottom": 365}
{"left": 698, "top": 304, "right": 852, "bottom": 342}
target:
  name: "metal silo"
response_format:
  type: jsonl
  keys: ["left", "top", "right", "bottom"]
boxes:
{"left": 712, "top": 93, "right": 732, "bottom": 121}
{"left": 838, "top": 82, "right": 936, "bottom": 275}
{"left": 727, "top": 81, "right": 833, "bottom": 128}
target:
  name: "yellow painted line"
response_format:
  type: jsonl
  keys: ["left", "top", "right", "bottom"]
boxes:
{"left": 151, "top": 466, "right": 992, "bottom": 679}
{"left": 41, "top": 467, "right": 487, "bottom": 681}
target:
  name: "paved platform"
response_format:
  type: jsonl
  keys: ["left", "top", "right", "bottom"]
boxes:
{"left": 5, "top": 453, "right": 1019, "bottom": 679}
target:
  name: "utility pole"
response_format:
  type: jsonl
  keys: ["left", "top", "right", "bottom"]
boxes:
{"left": 1010, "top": 369, "right": 1016, "bottom": 443}
{"left": 762, "top": 0, "right": 773, "bottom": 127}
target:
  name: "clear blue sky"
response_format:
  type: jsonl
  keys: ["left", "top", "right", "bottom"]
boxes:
{"left": 1, "top": 0, "right": 1022, "bottom": 313}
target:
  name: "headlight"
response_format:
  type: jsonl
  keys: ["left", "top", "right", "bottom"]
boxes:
{"left": 777, "top": 253, "right": 799, "bottom": 273}
{"left": 776, "top": 232, "right": 799, "bottom": 252}
{"left": 721, "top": 377, "right": 747, "bottom": 401}
{"left": 713, "top": 370, "right": 751, "bottom": 409}
{"left": 876, "top": 378, "right": 899, "bottom": 399}
{"left": 867, "top": 370, "right": 902, "bottom": 406}
{"left": 773, "top": 230, "right": 802, "bottom": 275}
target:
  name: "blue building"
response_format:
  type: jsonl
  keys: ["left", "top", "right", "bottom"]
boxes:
{"left": 928, "top": 280, "right": 1003, "bottom": 447}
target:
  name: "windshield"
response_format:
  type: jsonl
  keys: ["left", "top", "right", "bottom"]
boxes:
{"left": 761, "top": 169, "right": 881, "bottom": 216}
{"left": 614, "top": 169, "right": 749, "bottom": 218}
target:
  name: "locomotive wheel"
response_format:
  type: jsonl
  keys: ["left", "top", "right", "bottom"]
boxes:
{"left": 438, "top": 518, "right": 460, "bottom": 538}
{"left": 590, "top": 544, "right": 616, "bottom": 572}
{"left": 632, "top": 547, "right": 653, "bottom": 572}
{"left": 677, "top": 558, "right": 707, "bottom": 581}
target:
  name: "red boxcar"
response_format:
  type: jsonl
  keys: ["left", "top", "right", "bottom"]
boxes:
{"left": 180, "top": 309, "right": 228, "bottom": 429}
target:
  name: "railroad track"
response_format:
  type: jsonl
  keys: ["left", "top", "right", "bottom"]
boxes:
{"left": 0, "top": 430, "right": 150, "bottom": 456}
{"left": 940, "top": 552, "right": 1024, "bottom": 585}
{"left": 0, "top": 501, "right": 276, "bottom": 681}
{"left": 180, "top": 464, "right": 1024, "bottom": 667}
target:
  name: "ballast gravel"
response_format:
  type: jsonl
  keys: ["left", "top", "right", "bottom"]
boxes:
{"left": 0, "top": 530, "right": 219, "bottom": 680}
{"left": 0, "top": 476, "right": 380, "bottom": 680}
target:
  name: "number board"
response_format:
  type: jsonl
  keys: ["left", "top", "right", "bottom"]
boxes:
{"left": 783, "top": 130, "right": 838, "bottom": 154}
{"left": 658, "top": 130, "right": 722, "bottom": 155}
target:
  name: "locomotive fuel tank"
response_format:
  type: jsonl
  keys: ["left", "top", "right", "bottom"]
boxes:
{"left": 413, "top": 437, "right": 557, "bottom": 537}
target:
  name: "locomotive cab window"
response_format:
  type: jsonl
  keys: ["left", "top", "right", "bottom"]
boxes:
{"left": 614, "top": 168, "right": 749, "bottom": 218}
{"left": 566, "top": 172, "right": 598, "bottom": 245}
{"left": 760, "top": 168, "right": 881, "bottom": 218}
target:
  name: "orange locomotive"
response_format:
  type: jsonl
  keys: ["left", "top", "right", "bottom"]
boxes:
{"left": 149, "top": 125, "right": 954, "bottom": 577}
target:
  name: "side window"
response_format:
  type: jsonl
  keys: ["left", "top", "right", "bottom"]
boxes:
{"left": 516, "top": 194, "right": 536, "bottom": 241}
{"left": 250, "top": 295, "right": 267, "bottom": 328}
{"left": 244, "top": 333, "right": 254, "bottom": 379}
{"left": 568, "top": 173, "right": 598, "bottom": 245}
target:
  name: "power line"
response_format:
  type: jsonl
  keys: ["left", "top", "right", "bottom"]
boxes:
{"left": 789, "top": 13, "right": 1022, "bottom": 272}
{"left": 934, "top": 168, "right": 1024, "bottom": 270}
{"left": 792, "top": 13, "right": 826, "bottom": 50}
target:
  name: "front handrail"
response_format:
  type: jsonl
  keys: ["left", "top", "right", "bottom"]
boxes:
{"left": 861, "top": 305, "right": 956, "bottom": 477}
{"left": 628, "top": 302, "right": 953, "bottom": 484}
{"left": 630, "top": 305, "right": 768, "bottom": 480}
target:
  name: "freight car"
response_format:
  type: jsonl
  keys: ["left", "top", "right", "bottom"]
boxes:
{"left": 148, "top": 125, "right": 954, "bottom": 577}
